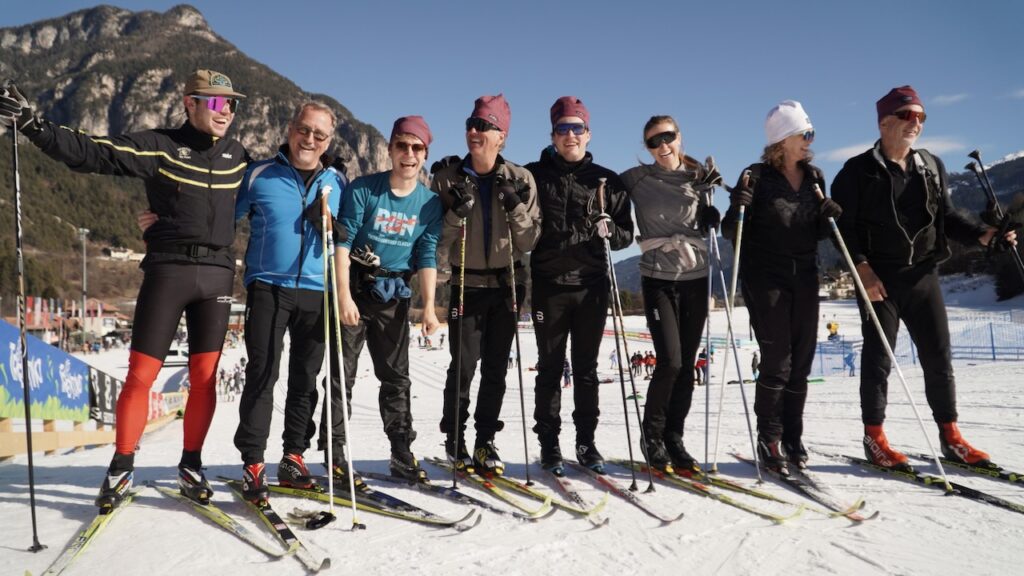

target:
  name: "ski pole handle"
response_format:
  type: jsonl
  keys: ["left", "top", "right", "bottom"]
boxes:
{"left": 596, "top": 177, "right": 607, "bottom": 213}
{"left": 320, "top": 185, "right": 333, "bottom": 252}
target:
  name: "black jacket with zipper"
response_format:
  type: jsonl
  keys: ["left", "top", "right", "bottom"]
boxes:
{"left": 525, "top": 148, "right": 633, "bottom": 286}
{"left": 831, "top": 142, "right": 985, "bottom": 269}
{"left": 28, "top": 119, "right": 249, "bottom": 269}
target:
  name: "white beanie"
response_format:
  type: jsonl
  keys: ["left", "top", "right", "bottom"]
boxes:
{"left": 765, "top": 100, "right": 813, "bottom": 145}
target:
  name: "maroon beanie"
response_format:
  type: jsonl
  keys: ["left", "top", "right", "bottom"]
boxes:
{"left": 876, "top": 85, "right": 923, "bottom": 122}
{"left": 390, "top": 115, "right": 432, "bottom": 147}
{"left": 550, "top": 96, "right": 589, "bottom": 127}
{"left": 470, "top": 94, "right": 511, "bottom": 132}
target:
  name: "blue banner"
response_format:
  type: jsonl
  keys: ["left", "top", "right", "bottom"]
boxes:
{"left": 0, "top": 320, "right": 90, "bottom": 421}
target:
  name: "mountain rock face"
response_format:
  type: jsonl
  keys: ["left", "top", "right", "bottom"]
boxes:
{"left": 0, "top": 4, "right": 389, "bottom": 173}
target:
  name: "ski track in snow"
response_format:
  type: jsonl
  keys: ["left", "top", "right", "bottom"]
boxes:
{"left": 3, "top": 277, "right": 1024, "bottom": 575}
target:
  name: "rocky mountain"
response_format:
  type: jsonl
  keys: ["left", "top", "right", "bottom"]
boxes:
{"left": 0, "top": 4, "right": 391, "bottom": 306}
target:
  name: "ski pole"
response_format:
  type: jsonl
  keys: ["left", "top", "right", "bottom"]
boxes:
{"left": 966, "top": 152, "right": 1024, "bottom": 284}
{"left": 597, "top": 177, "right": 655, "bottom": 492}
{"left": 711, "top": 170, "right": 751, "bottom": 473}
{"left": 504, "top": 224, "right": 533, "bottom": 485}
{"left": 813, "top": 183, "right": 953, "bottom": 491}
{"left": 323, "top": 188, "right": 365, "bottom": 530}
{"left": 707, "top": 220, "right": 761, "bottom": 483}
{"left": 7, "top": 79, "right": 46, "bottom": 552}
{"left": 451, "top": 216, "right": 467, "bottom": 489}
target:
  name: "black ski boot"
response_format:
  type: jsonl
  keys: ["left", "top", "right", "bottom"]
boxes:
{"left": 665, "top": 432, "right": 700, "bottom": 475}
{"left": 473, "top": 439, "right": 504, "bottom": 476}
{"left": 278, "top": 453, "right": 317, "bottom": 490}
{"left": 540, "top": 436, "right": 564, "bottom": 476}
{"left": 96, "top": 453, "right": 134, "bottom": 512}
{"left": 641, "top": 436, "right": 674, "bottom": 473}
{"left": 757, "top": 436, "right": 790, "bottom": 476}
{"left": 241, "top": 462, "right": 269, "bottom": 503}
{"left": 177, "top": 450, "right": 213, "bottom": 504}
{"left": 389, "top": 434, "right": 428, "bottom": 482}
{"left": 783, "top": 439, "right": 808, "bottom": 470}
{"left": 327, "top": 456, "right": 368, "bottom": 493}
{"left": 445, "top": 435, "right": 475, "bottom": 474}
{"left": 576, "top": 440, "right": 606, "bottom": 474}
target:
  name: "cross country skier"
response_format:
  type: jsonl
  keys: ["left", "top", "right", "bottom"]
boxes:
{"left": 0, "top": 70, "right": 248, "bottom": 509}
{"left": 432, "top": 94, "right": 541, "bottom": 475}
{"left": 525, "top": 96, "right": 633, "bottom": 474}
{"left": 832, "top": 85, "right": 1016, "bottom": 470}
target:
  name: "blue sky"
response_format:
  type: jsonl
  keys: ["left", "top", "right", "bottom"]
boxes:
{"left": 4, "top": 1, "right": 1023, "bottom": 260}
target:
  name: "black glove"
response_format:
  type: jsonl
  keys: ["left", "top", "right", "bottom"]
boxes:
{"left": 303, "top": 195, "right": 344, "bottom": 242}
{"left": 820, "top": 197, "right": 843, "bottom": 220}
{"left": 699, "top": 205, "right": 721, "bottom": 231}
{"left": 699, "top": 156, "right": 723, "bottom": 188}
{"left": 586, "top": 212, "right": 613, "bottom": 239}
{"left": 495, "top": 174, "right": 529, "bottom": 213}
{"left": 350, "top": 244, "right": 381, "bottom": 268}
{"left": 449, "top": 180, "right": 474, "bottom": 219}
{"left": 729, "top": 173, "right": 753, "bottom": 208}
{"left": 430, "top": 155, "right": 461, "bottom": 175}
{"left": 0, "top": 81, "right": 40, "bottom": 134}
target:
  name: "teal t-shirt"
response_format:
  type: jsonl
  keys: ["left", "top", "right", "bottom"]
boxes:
{"left": 339, "top": 171, "right": 443, "bottom": 271}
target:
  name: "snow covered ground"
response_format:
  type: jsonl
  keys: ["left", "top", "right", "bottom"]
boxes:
{"left": 3, "top": 277, "right": 1023, "bottom": 576}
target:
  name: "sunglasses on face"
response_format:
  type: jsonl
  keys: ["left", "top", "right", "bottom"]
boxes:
{"left": 294, "top": 125, "right": 332, "bottom": 142}
{"left": 191, "top": 95, "right": 238, "bottom": 114}
{"left": 393, "top": 141, "right": 426, "bottom": 154}
{"left": 554, "top": 123, "right": 588, "bottom": 136}
{"left": 465, "top": 117, "right": 500, "bottom": 132}
{"left": 801, "top": 130, "right": 815, "bottom": 141}
{"left": 891, "top": 110, "right": 927, "bottom": 123}
{"left": 645, "top": 130, "right": 677, "bottom": 149}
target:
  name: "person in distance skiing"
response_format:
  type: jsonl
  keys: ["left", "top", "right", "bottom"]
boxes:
{"left": 831, "top": 85, "right": 1017, "bottom": 471}
{"left": 525, "top": 96, "right": 634, "bottom": 475}
{"left": 317, "top": 115, "right": 443, "bottom": 484}
{"left": 619, "top": 116, "right": 721, "bottom": 474}
{"left": 229, "top": 102, "right": 347, "bottom": 502}
{"left": 722, "top": 100, "right": 842, "bottom": 475}
{"left": 432, "top": 94, "right": 541, "bottom": 476}
{"left": 0, "top": 69, "right": 248, "bottom": 510}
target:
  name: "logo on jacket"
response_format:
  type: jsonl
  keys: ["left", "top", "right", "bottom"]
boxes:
{"left": 221, "top": 153, "right": 233, "bottom": 159}
{"left": 373, "top": 208, "right": 418, "bottom": 236}
{"left": 177, "top": 147, "right": 191, "bottom": 159}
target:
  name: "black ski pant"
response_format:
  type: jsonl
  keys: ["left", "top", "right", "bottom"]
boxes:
{"left": 857, "top": 263, "right": 957, "bottom": 425}
{"left": 742, "top": 266, "right": 819, "bottom": 445}
{"left": 440, "top": 284, "right": 524, "bottom": 445}
{"left": 318, "top": 288, "right": 413, "bottom": 458}
{"left": 234, "top": 281, "right": 329, "bottom": 465}
{"left": 531, "top": 280, "right": 608, "bottom": 445}
{"left": 640, "top": 276, "right": 707, "bottom": 440}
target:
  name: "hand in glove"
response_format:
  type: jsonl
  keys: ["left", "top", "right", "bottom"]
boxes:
{"left": 0, "top": 81, "right": 41, "bottom": 134}
{"left": 728, "top": 171, "right": 753, "bottom": 208}
{"left": 350, "top": 244, "right": 381, "bottom": 269}
{"left": 698, "top": 205, "right": 721, "bottom": 231}
{"left": 587, "top": 212, "right": 613, "bottom": 239}
{"left": 495, "top": 174, "right": 529, "bottom": 213}
{"left": 819, "top": 197, "right": 843, "bottom": 220}
{"left": 700, "top": 156, "right": 723, "bottom": 188}
{"left": 449, "top": 181, "right": 475, "bottom": 218}
{"left": 302, "top": 194, "right": 345, "bottom": 242}
{"left": 430, "top": 155, "right": 461, "bottom": 175}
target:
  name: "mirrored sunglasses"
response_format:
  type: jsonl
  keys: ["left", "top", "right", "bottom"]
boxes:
{"left": 192, "top": 95, "right": 238, "bottom": 114}
{"left": 465, "top": 117, "right": 500, "bottom": 132}
{"left": 891, "top": 110, "right": 927, "bottom": 123}
{"left": 645, "top": 130, "right": 677, "bottom": 149}
{"left": 554, "top": 123, "right": 588, "bottom": 136}
{"left": 801, "top": 130, "right": 815, "bottom": 141}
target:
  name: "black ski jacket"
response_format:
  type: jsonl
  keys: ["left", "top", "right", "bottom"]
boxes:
{"left": 831, "top": 142, "right": 985, "bottom": 269}
{"left": 525, "top": 148, "right": 633, "bottom": 285}
{"left": 28, "top": 119, "right": 249, "bottom": 269}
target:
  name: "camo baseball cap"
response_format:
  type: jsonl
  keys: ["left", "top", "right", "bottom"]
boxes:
{"left": 184, "top": 69, "right": 246, "bottom": 98}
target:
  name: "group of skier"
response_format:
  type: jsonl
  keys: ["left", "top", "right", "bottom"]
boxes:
{"left": 0, "top": 69, "right": 1016, "bottom": 509}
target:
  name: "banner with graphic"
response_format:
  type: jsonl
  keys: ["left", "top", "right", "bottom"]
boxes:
{"left": 0, "top": 320, "right": 90, "bottom": 421}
